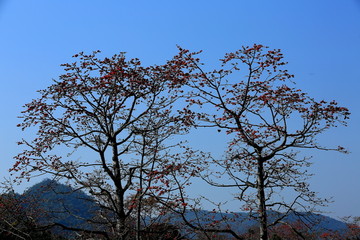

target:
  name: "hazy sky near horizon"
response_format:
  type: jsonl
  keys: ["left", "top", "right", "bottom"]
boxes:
{"left": 0, "top": 0, "right": 359, "bottom": 219}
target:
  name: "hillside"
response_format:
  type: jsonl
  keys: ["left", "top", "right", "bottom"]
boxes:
{"left": 17, "top": 179, "right": 357, "bottom": 239}
{"left": 22, "top": 179, "right": 99, "bottom": 237}
{"left": 165, "top": 209, "right": 350, "bottom": 237}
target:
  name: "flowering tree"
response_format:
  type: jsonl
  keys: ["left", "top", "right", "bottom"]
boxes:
{"left": 13, "top": 50, "right": 196, "bottom": 239}
{"left": 12, "top": 45, "right": 350, "bottom": 240}
{"left": 0, "top": 181, "right": 62, "bottom": 240}
{"left": 0, "top": 191, "right": 38, "bottom": 239}
{"left": 178, "top": 44, "right": 350, "bottom": 240}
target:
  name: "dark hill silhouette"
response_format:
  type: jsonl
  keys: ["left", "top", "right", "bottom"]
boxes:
{"left": 19, "top": 179, "right": 354, "bottom": 239}
{"left": 22, "top": 178, "right": 99, "bottom": 237}
{"left": 164, "top": 209, "right": 350, "bottom": 237}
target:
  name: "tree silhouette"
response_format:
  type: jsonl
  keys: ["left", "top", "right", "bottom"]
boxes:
{"left": 13, "top": 50, "right": 197, "bottom": 239}
{"left": 12, "top": 45, "right": 350, "bottom": 240}
{"left": 177, "top": 44, "right": 349, "bottom": 240}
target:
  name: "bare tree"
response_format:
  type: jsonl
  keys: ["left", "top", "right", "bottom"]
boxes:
{"left": 13, "top": 50, "right": 195, "bottom": 239}
{"left": 12, "top": 45, "right": 350, "bottom": 240}
{"left": 177, "top": 44, "right": 350, "bottom": 240}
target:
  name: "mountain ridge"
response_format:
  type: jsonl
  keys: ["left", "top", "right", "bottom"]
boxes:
{"left": 21, "top": 179, "right": 354, "bottom": 238}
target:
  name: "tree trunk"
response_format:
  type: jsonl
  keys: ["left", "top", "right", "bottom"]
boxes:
{"left": 257, "top": 159, "right": 268, "bottom": 240}
{"left": 136, "top": 152, "right": 145, "bottom": 240}
{"left": 114, "top": 187, "right": 127, "bottom": 240}
{"left": 112, "top": 141, "right": 127, "bottom": 240}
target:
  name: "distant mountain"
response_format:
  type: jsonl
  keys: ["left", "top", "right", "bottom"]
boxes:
{"left": 282, "top": 211, "right": 348, "bottom": 233}
{"left": 20, "top": 179, "right": 354, "bottom": 238}
{"left": 22, "top": 179, "right": 99, "bottom": 237}
{"left": 163, "top": 209, "right": 351, "bottom": 238}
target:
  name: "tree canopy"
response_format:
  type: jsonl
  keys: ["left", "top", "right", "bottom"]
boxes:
{"left": 12, "top": 45, "right": 350, "bottom": 240}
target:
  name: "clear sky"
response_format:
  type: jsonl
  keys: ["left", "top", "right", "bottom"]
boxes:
{"left": 0, "top": 0, "right": 359, "bottom": 219}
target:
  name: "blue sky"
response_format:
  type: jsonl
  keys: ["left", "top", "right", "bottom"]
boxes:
{"left": 0, "top": 0, "right": 359, "bottom": 219}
